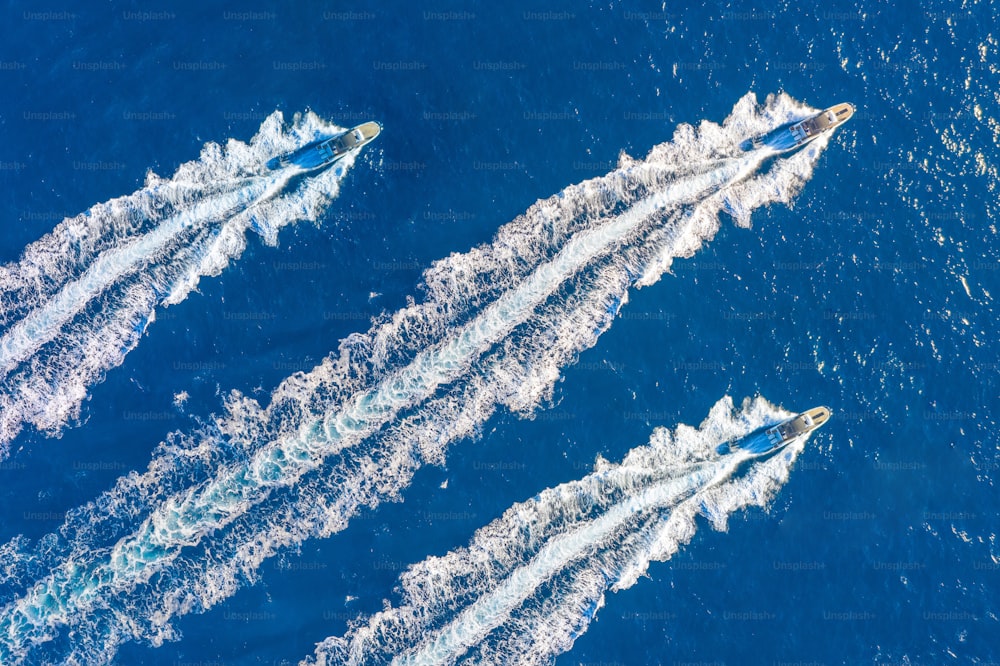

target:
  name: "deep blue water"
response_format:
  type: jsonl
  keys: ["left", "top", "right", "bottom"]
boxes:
{"left": 0, "top": 1, "right": 998, "bottom": 664}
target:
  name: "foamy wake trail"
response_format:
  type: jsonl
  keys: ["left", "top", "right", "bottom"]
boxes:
{"left": 303, "top": 396, "right": 807, "bottom": 666}
{"left": 0, "top": 110, "right": 357, "bottom": 453}
{"left": 0, "top": 92, "right": 830, "bottom": 664}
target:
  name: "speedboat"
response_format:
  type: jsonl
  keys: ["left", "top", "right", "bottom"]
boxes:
{"left": 267, "top": 121, "right": 381, "bottom": 170}
{"left": 717, "top": 406, "right": 831, "bottom": 456}
{"left": 788, "top": 103, "right": 854, "bottom": 147}
{"left": 744, "top": 103, "right": 854, "bottom": 151}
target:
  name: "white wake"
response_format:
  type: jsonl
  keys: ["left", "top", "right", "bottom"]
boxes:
{"left": 0, "top": 110, "right": 360, "bottom": 452}
{"left": 303, "top": 396, "right": 810, "bottom": 666}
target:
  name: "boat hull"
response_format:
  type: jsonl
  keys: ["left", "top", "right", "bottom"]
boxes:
{"left": 743, "top": 102, "right": 854, "bottom": 152}
{"left": 788, "top": 103, "right": 854, "bottom": 147}
{"left": 717, "top": 406, "right": 831, "bottom": 455}
{"left": 267, "top": 121, "right": 381, "bottom": 170}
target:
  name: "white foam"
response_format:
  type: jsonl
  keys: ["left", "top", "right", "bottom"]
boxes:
{"left": 0, "top": 93, "right": 830, "bottom": 664}
{"left": 0, "top": 110, "right": 353, "bottom": 453}
{"left": 303, "top": 396, "right": 810, "bottom": 666}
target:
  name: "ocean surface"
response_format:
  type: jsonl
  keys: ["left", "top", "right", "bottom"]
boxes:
{"left": 0, "top": 1, "right": 997, "bottom": 664}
